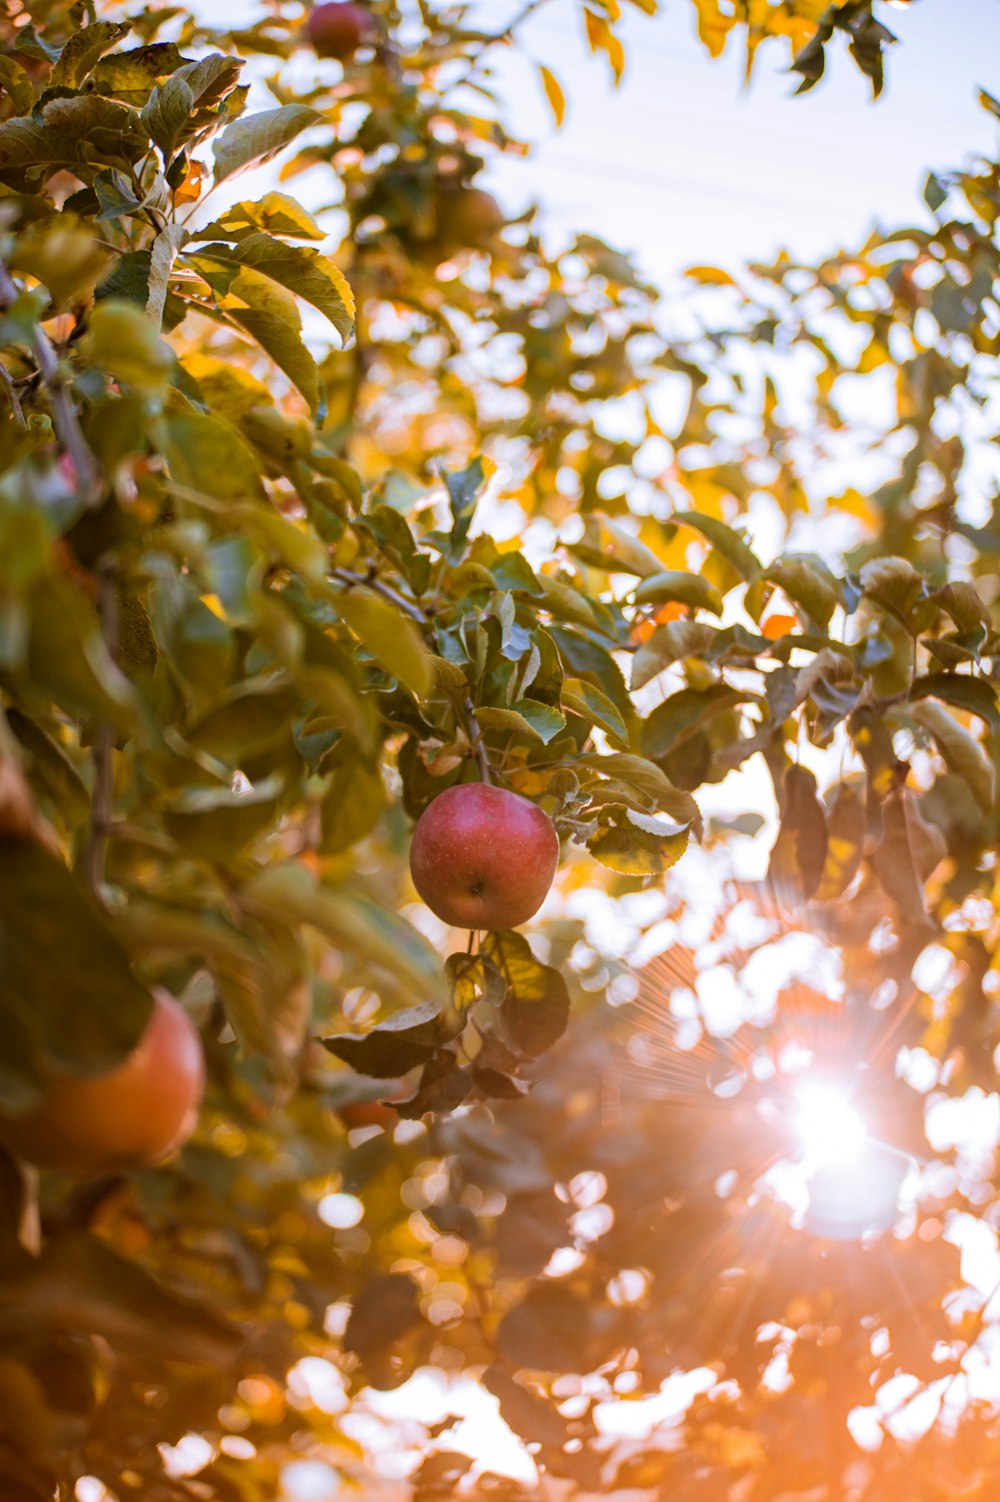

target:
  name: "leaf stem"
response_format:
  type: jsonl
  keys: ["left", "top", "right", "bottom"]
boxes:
{"left": 0, "top": 257, "right": 101, "bottom": 505}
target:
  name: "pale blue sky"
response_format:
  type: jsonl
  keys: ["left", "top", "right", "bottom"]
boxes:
{"left": 480, "top": 0, "right": 1000, "bottom": 283}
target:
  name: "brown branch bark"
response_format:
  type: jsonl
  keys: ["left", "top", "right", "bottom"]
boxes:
{"left": 0, "top": 258, "right": 101, "bottom": 505}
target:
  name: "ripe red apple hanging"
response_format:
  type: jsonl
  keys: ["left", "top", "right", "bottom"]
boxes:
{"left": 409, "top": 783, "right": 559, "bottom": 931}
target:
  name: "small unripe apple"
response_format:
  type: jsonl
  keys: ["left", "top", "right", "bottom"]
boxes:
{"left": 1, "top": 990, "right": 205, "bottom": 1175}
{"left": 409, "top": 783, "right": 559, "bottom": 931}
{"left": 435, "top": 187, "right": 505, "bottom": 256}
{"left": 306, "top": 2, "right": 372, "bottom": 59}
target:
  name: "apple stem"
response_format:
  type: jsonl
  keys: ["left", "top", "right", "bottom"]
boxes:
{"left": 466, "top": 698, "right": 494, "bottom": 785}
{"left": 331, "top": 567, "right": 499, "bottom": 786}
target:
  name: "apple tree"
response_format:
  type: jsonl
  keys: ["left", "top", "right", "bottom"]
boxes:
{"left": 1, "top": 2, "right": 999, "bottom": 1500}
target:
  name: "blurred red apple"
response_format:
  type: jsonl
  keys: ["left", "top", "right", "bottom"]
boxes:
{"left": 1, "top": 990, "right": 205, "bottom": 1174}
{"left": 435, "top": 187, "right": 505, "bottom": 256}
{"left": 306, "top": 2, "right": 372, "bottom": 59}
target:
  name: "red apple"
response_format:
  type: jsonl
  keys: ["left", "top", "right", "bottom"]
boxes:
{"left": 409, "top": 783, "right": 559, "bottom": 931}
{"left": 435, "top": 187, "right": 505, "bottom": 256}
{"left": 337, "top": 1079, "right": 407, "bottom": 1130}
{"left": 1, "top": 990, "right": 205, "bottom": 1175}
{"left": 0, "top": 753, "right": 38, "bottom": 840}
{"left": 306, "top": 2, "right": 372, "bottom": 60}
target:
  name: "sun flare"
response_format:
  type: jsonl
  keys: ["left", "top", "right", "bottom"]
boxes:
{"left": 794, "top": 1083, "right": 869, "bottom": 1171}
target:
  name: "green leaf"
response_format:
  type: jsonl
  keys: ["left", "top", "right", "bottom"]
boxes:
{"left": 175, "top": 53, "right": 244, "bottom": 111}
{"left": 191, "top": 234, "right": 354, "bottom": 341}
{"left": 320, "top": 757, "right": 386, "bottom": 853}
{"left": 160, "top": 411, "right": 265, "bottom": 501}
{"left": 27, "top": 576, "right": 136, "bottom": 732}
{"left": 931, "top": 581, "right": 991, "bottom": 636}
{"left": 924, "top": 171, "right": 948, "bottom": 213}
{"left": 549, "top": 627, "right": 631, "bottom": 716}
{"left": 481, "top": 930, "right": 570, "bottom": 1058}
{"left": 198, "top": 192, "right": 325, "bottom": 242}
{"left": 336, "top": 587, "right": 433, "bottom": 700}
{"left": 50, "top": 21, "right": 131, "bottom": 89}
{"left": 323, "top": 1000, "right": 449, "bottom": 1077}
{"left": 213, "top": 104, "right": 320, "bottom": 183}
{"left": 146, "top": 223, "right": 187, "bottom": 329}
{"left": 210, "top": 916, "right": 310, "bottom": 1068}
{"left": 229, "top": 306, "right": 320, "bottom": 414}
{"left": 116, "top": 594, "right": 159, "bottom": 679}
{"left": 93, "top": 166, "right": 142, "bottom": 221}
{"left": 859, "top": 555, "right": 928, "bottom": 627}
{"left": 89, "top": 43, "right": 190, "bottom": 103}
{"left": 0, "top": 57, "right": 33, "bottom": 116}
{"left": 2, "top": 1235, "right": 240, "bottom": 1363}
{"left": 672, "top": 510, "right": 760, "bottom": 580}
{"left": 571, "top": 513, "right": 664, "bottom": 577}
{"left": 632, "top": 569, "right": 724, "bottom": 614}
{"left": 476, "top": 701, "right": 566, "bottom": 744}
{"left": 560, "top": 677, "right": 628, "bottom": 743}
{"left": 767, "top": 764, "right": 828, "bottom": 903}
{"left": 241, "top": 864, "right": 445, "bottom": 1003}
{"left": 587, "top": 804, "right": 690, "bottom": 876}
{"left": 0, "top": 840, "right": 152, "bottom": 1079}
{"left": 631, "top": 620, "right": 718, "bottom": 690}
{"left": 764, "top": 555, "right": 840, "bottom": 629}
{"left": 871, "top": 791, "right": 943, "bottom": 926}
{"left": 815, "top": 783, "right": 866, "bottom": 902}
{"left": 909, "top": 701, "right": 996, "bottom": 815}
{"left": 141, "top": 73, "right": 195, "bottom": 162}
{"left": 6, "top": 710, "right": 90, "bottom": 828}
{"left": 497, "top": 1285, "right": 596, "bottom": 1373}
{"left": 84, "top": 299, "right": 174, "bottom": 390}
{"left": 910, "top": 673, "right": 1000, "bottom": 733}
{"left": 185, "top": 681, "right": 299, "bottom": 766}
{"left": 345, "top": 1274, "right": 422, "bottom": 1366}
{"left": 581, "top": 751, "right": 701, "bottom": 829}
{"left": 445, "top": 457, "right": 487, "bottom": 552}
{"left": 642, "top": 685, "right": 749, "bottom": 759}
{"left": 162, "top": 778, "right": 284, "bottom": 863}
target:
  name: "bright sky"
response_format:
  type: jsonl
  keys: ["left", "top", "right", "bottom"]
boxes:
{"left": 485, "top": 0, "right": 1000, "bottom": 283}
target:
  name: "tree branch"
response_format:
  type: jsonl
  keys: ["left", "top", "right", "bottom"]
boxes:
{"left": 0, "top": 257, "right": 101, "bottom": 505}
{"left": 330, "top": 566, "right": 428, "bottom": 624}
{"left": 84, "top": 561, "right": 118, "bottom": 901}
{"left": 0, "top": 360, "right": 26, "bottom": 428}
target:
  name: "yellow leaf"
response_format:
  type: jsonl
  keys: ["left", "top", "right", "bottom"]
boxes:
{"left": 538, "top": 65, "right": 566, "bottom": 128}
{"left": 684, "top": 264, "right": 736, "bottom": 286}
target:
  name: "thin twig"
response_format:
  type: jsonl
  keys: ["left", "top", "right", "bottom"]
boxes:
{"left": 84, "top": 561, "right": 119, "bottom": 902}
{"left": 0, "top": 360, "right": 26, "bottom": 428}
{"left": 332, "top": 566, "right": 496, "bottom": 784}
{"left": 331, "top": 565, "right": 428, "bottom": 624}
{"left": 466, "top": 696, "right": 493, "bottom": 785}
{"left": 0, "top": 256, "right": 100, "bottom": 505}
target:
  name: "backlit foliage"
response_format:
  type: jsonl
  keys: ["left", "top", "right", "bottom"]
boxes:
{"left": 1, "top": 2, "right": 999, "bottom": 1500}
